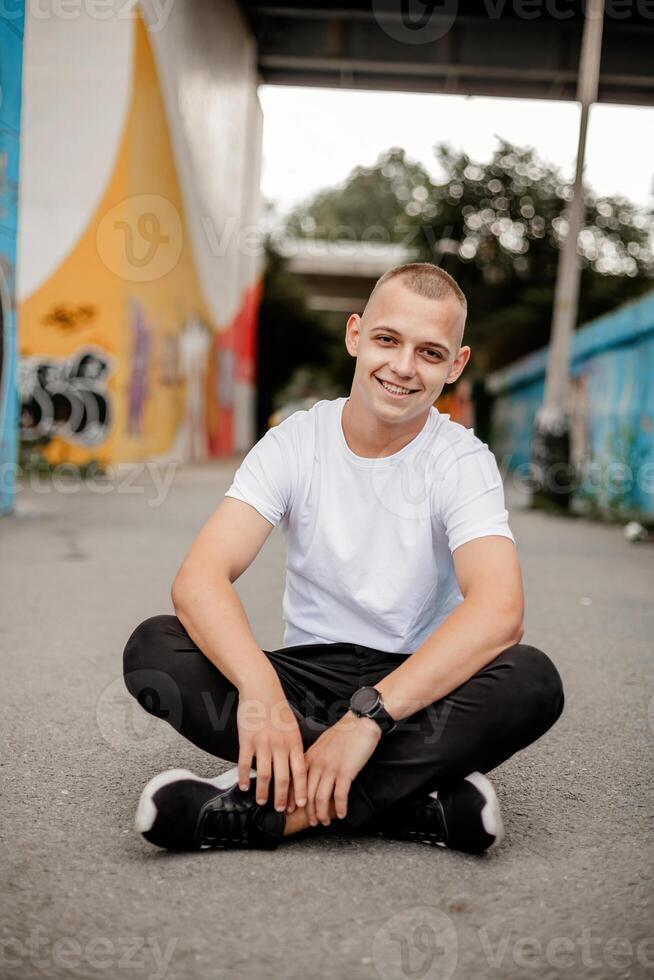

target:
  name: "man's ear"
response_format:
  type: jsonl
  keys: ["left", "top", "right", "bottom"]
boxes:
{"left": 345, "top": 313, "right": 361, "bottom": 357}
{"left": 445, "top": 345, "right": 471, "bottom": 384}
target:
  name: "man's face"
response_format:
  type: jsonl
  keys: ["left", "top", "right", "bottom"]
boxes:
{"left": 345, "top": 278, "right": 471, "bottom": 422}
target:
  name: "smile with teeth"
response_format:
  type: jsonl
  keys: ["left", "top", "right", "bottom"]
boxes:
{"left": 376, "top": 377, "right": 417, "bottom": 396}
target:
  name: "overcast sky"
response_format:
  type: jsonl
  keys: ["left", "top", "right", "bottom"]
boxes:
{"left": 259, "top": 86, "right": 654, "bottom": 220}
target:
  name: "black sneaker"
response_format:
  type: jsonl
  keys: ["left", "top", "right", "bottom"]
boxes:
{"left": 134, "top": 768, "right": 286, "bottom": 851}
{"left": 369, "top": 772, "right": 503, "bottom": 854}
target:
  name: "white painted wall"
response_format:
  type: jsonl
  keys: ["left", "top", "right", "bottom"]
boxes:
{"left": 147, "top": 0, "right": 264, "bottom": 330}
{"left": 17, "top": 6, "right": 133, "bottom": 299}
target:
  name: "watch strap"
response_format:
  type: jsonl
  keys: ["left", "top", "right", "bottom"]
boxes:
{"left": 367, "top": 699, "right": 397, "bottom": 735}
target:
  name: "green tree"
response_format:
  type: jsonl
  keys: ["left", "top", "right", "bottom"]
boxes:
{"left": 284, "top": 141, "right": 653, "bottom": 373}
{"left": 285, "top": 147, "right": 429, "bottom": 245}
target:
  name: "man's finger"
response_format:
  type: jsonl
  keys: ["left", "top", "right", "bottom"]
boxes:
{"left": 306, "top": 764, "right": 321, "bottom": 827}
{"left": 316, "top": 772, "right": 335, "bottom": 825}
{"left": 286, "top": 782, "right": 295, "bottom": 814}
{"left": 289, "top": 746, "right": 307, "bottom": 807}
{"left": 271, "top": 749, "right": 290, "bottom": 812}
{"left": 255, "top": 748, "right": 272, "bottom": 805}
{"left": 238, "top": 744, "right": 254, "bottom": 791}
{"left": 334, "top": 776, "right": 350, "bottom": 820}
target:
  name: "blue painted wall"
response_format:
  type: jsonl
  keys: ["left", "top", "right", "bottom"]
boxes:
{"left": 487, "top": 291, "right": 654, "bottom": 517}
{"left": 0, "top": 5, "right": 25, "bottom": 515}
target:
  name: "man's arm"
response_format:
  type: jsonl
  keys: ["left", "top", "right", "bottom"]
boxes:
{"left": 171, "top": 496, "right": 281, "bottom": 693}
{"left": 374, "top": 535, "right": 524, "bottom": 723}
{"left": 172, "top": 496, "right": 308, "bottom": 810}
{"left": 301, "top": 535, "right": 524, "bottom": 825}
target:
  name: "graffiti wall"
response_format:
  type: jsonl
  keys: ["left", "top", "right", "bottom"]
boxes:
{"left": 0, "top": 5, "right": 25, "bottom": 515}
{"left": 488, "top": 291, "right": 654, "bottom": 518}
{"left": 16, "top": 0, "right": 263, "bottom": 472}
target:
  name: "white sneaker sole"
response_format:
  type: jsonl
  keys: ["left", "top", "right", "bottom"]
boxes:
{"left": 428, "top": 771, "right": 504, "bottom": 850}
{"left": 134, "top": 765, "right": 256, "bottom": 834}
{"left": 464, "top": 771, "right": 504, "bottom": 848}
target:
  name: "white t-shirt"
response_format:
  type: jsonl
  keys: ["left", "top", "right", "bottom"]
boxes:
{"left": 224, "top": 397, "right": 515, "bottom": 655}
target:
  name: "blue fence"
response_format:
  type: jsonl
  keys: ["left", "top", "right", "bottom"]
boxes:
{"left": 487, "top": 291, "right": 654, "bottom": 517}
{"left": 0, "top": 4, "right": 25, "bottom": 516}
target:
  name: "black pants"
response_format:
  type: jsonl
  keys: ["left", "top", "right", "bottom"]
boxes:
{"left": 123, "top": 615, "right": 564, "bottom": 832}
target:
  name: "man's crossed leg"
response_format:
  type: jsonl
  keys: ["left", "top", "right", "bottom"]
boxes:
{"left": 123, "top": 615, "right": 564, "bottom": 854}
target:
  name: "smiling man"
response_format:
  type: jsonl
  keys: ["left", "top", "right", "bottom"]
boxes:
{"left": 123, "top": 262, "right": 564, "bottom": 855}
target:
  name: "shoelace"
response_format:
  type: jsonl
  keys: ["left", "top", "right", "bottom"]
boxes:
{"left": 407, "top": 797, "right": 448, "bottom": 844}
{"left": 196, "top": 795, "right": 254, "bottom": 848}
{"left": 376, "top": 796, "right": 448, "bottom": 845}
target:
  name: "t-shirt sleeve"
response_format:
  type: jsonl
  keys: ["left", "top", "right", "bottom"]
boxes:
{"left": 223, "top": 418, "right": 297, "bottom": 527}
{"left": 435, "top": 439, "right": 515, "bottom": 554}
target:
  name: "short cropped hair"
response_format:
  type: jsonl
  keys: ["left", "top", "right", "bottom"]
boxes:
{"left": 367, "top": 262, "right": 467, "bottom": 315}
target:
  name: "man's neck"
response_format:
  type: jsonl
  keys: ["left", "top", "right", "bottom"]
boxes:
{"left": 341, "top": 396, "right": 430, "bottom": 459}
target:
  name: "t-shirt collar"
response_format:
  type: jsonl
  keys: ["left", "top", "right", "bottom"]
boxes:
{"left": 336, "top": 396, "right": 435, "bottom": 468}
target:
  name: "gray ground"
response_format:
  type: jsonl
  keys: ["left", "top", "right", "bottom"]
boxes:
{"left": 2, "top": 458, "right": 653, "bottom": 980}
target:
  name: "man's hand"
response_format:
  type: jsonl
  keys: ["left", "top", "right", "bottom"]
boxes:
{"left": 299, "top": 711, "right": 382, "bottom": 825}
{"left": 236, "top": 677, "right": 308, "bottom": 814}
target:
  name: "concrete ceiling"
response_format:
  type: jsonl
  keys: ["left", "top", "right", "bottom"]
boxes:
{"left": 236, "top": 1, "right": 654, "bottom": 106}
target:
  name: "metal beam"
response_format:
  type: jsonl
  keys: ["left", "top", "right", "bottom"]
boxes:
{"left": 237, "top": 2, "right": 654, "bottom": 106}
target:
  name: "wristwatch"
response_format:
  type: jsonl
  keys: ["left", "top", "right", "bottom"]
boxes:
{"left": 349, "top": 686, "right": 397, "bottom": 735}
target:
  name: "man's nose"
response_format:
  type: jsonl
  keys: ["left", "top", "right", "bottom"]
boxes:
{"left": 392, "top": 349, "right": 417, "bottom": 378}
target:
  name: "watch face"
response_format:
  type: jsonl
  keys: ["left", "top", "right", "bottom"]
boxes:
{"left": 352, "top": 687, "right": 380, "bottom": 714}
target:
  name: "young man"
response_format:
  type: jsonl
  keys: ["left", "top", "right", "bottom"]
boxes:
{"left": 123, "top": 262, "right": 564, "bottom": 855}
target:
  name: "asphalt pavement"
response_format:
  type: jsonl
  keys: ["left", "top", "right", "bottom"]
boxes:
{"left": 1, "top": 456, "right": 652, "bottom": 980}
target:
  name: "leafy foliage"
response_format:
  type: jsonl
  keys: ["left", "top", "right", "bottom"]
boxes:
{"left": 285, "top": 146, "right": 426, "bottom": 245}
{"left": 284, "top": 141, "right": 653, "bottom": 372}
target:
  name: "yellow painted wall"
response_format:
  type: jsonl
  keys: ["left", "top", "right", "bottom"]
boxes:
{"left": 18, "top": 6, "right": 262, "bottom": 465}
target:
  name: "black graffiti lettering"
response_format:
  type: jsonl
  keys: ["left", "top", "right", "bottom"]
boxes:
{"left": 19, "top": 347, "right": 113, "bottom": 446}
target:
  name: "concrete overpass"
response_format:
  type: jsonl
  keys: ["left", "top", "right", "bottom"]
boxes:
{"left": 237, "top": 1, "right": 654, "bottom": 106}
{"left": 276, "top": 239, "right": 420, "bottom": 314}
